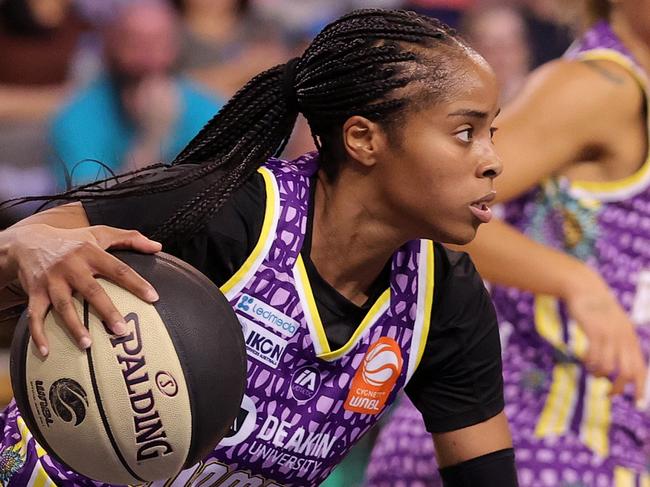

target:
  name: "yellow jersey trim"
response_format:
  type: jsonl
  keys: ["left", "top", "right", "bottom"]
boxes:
{"left": 406, "top": 240, "right": 435, "bottom": 381}
{"left": 294, "top": 254, "right": 329, "bottom": 356}
{"left": 294, "top": 254, "right": 391, "bottom": 361}
{"left": 318, "top": 290, "right": 390, "bottom": 361}
{"left": 220, "top": 167, "right": 279, "bottom": 298}
{"left": 416, "top": 241, "right": 435, "bottom": 370}
{"left": 568, "top": 49, "right": 650, "bottom": 198}
{"left": 535, "top": 363, "right": 580, "bottom": 438}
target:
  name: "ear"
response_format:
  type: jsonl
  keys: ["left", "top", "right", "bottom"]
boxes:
{"left": 341, "top": 115, "right": 387, "bottom": 168}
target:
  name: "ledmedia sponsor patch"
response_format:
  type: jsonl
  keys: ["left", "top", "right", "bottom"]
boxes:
{"left": 240, "top": 316, "right": 288, "bottom": 368}
{"left": 236, "top": 293, "right": 299, "bottom": 337}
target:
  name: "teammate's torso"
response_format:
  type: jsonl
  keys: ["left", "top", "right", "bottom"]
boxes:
{"left": 495, "top": 21, "right": 650, "bottom": 474}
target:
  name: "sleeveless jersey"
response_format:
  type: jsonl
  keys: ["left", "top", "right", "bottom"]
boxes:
{"left": 0, "top": 153, "right": 435, "bottom": 486}
{"left": 364, "top": 20, "right": 650, "bottom": 487}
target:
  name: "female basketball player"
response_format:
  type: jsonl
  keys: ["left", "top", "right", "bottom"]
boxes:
{"left": 0, "top": 9, "right": 517, "bottom": 487}
{"left": 365, "top": 0, "right": 650, "bottom": 485}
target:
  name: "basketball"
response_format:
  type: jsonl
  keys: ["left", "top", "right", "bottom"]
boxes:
{"left": 9, "top": 251, "right": 247, "bottom": 485}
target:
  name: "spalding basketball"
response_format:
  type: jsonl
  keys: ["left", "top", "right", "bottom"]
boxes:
{"left": 10, "top": 251, "right": 246, "bottom": 484}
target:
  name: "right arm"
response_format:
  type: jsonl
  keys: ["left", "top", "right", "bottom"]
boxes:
{"left": 0, "top": 202, "right": 161, "bottom": 355}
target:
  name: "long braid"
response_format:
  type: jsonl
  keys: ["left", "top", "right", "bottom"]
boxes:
{"left": 1, "top": 8, "right": 471, "bottom": 244}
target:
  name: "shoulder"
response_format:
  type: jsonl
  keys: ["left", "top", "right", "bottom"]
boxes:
{"left": 433, "top": 244, "right": 484, "bottom": 294}
{"left": 511, "top": 58, "right": 641, "bottom": 126}
{"left": 431, "top": 244, "right": 492, "bottom": 326}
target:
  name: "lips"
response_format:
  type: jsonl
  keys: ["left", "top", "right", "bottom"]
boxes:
{"left": 469, "top": 191, "right": 496, "bottom": 224}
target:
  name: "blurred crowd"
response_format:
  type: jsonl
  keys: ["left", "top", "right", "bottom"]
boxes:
{"left": 0, "top": 0, "right": 573, "bottom": 227}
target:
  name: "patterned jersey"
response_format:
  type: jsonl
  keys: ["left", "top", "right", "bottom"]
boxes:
{"left": 365, "top": 20, "right": 650, "bottom": 487}
{"left": 498, "top": 20, "right": 650, "bottom": 485}
{"left": 0, "top": 153, "right": 435, "bottom": 486}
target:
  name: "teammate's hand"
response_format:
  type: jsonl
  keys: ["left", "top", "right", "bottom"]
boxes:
{"left": 7, "top": 223, "right": 161, "bottom": 357}
{"left": 565, "top": 269, "right": 647, "bottom": 404}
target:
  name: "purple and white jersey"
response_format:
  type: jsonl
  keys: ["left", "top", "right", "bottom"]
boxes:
{"left": 365, "top": 21, "right": 650, "bottom": 487}
{"left": 495, "top": 20, "right": 650, "bottom": 485}
{"left": 0, "top": 153, "right": 435, "bottom": 486}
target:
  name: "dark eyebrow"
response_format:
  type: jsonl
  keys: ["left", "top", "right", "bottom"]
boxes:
{"left": 448, "top": 108, "right": 501, "bottom": 119}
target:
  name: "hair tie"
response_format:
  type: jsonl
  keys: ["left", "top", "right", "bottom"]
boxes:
{"left": 282, "top": 57, "right": 301, "bottom": 112}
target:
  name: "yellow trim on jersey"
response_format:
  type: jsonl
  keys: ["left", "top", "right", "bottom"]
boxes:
{"left": 409, "top": 240, "right": 435, "bottom": 377}
{"left": 614, "top": 466, "right": 636, "bottom": 487}
{"left": 641, "top": 472, "right": 650, "bottom": 487}
{"left": 534, "top": 295, "right": 567, "bottom": 352}
{"left": 294, "top": 254, "right": 329, "bottom": 355}
{"left": 580, "top": 375, "right": 611, "bottom": 457}
{"left": 534, "top": 295, "right": 589, "bottom": 360}
{"left": 13, "top": 417, "right": 56, "bottom": 486}
{"left": 220, "top": 167, "right": 279, "bottom": 296}
{"left": 416, "top": 241, "right": 435, "bottom": 369}
{"left": 15, "top": 417, "right": 30, "bottom": 457}
{"left": 294, "top": 254, "right": 391, "bottom": 361}
{"left": 319, "top": 290, "right": 390, "bottom": 361}
{"left": 27, "top": 465, "right": 55, "bottom": 487}
{"left": 568, "top": 320, "right": 588, "bottom": 361}
{"left": 535, "top": 363, "right": 580, "bottom": 438}
{"left": 569, "top": 49, "right": 650, "bottom": 197}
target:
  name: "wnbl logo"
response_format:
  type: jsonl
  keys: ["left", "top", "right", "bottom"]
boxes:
{"left": 291, "top": 366, "right": 321, "bottom": 401}
{"left": 49, "top": 378, "right": 88, "bottom": 426}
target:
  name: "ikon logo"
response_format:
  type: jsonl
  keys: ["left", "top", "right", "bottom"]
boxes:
{"left": 290, "top": 366, "right": 321, "bottom": 401}
{"left": 344, "top": 337, "right": 403, "bottom": 415}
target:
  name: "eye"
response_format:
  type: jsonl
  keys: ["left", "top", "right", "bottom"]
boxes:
{"left": 456, "top": 128, "right": 473, "bottom": 143}
{"left": 490, "top": 127, "right": 498, "bottom": 141}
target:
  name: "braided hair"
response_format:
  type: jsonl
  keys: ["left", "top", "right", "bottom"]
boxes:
{"left": 2, "top": 9, "right": 472, "bottom": 244}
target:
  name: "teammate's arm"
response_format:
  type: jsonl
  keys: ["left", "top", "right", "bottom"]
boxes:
{"left": 491, "top": 58, "right": 642, "bottom": 202}
{"left": 433, "top": 412, "right": 518, "bottom": 486}
{"left": 452, "top": 58, "right": 647, "bottom": 400}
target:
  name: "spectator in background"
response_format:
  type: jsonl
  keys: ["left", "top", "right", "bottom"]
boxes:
{"left": 0, "top": 0, "right": 86, "bottom": 120}
{"left": 49, "top": 0, "right": 221, "bottom": 189}
{"left": 403, "top": 0, "right": 475, "bottom": 28}
{"left": 460, "top": 4, "right": 531, "bottom": 104}
{"left": 520, "top": 0, "right": 572, "bottom": 68}
{"left": 0, "top": 0, "right": 88, "bottom": 225}
{"left": 176, "top": 0, "right": 289, "bottom": 98}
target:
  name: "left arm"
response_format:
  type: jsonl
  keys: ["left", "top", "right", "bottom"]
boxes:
{"left": 405, "top": 246, "right": 517, "bottom": 485}
{"left": 433, "top": 411, "right": 512, "bottom": 468}
{"left": 433, "top": 412, "right": 517, "bottom": 486}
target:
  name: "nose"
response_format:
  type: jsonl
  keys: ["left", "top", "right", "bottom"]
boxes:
{"left": 477, "top": 145, "right": 503, "bottom": 180}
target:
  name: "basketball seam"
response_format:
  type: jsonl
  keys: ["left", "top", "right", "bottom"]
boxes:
{"left": 150, "top": 252, "right": 246, "bottom": 467}
{"left": 10, "top": 308, "right": 64, "bottom": 468}
{"left": 84, "top": 299, "right": 145, "bottom": 484}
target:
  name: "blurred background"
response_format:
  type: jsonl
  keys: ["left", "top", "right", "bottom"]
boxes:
{"left": 0, "top": 0, "right": 574, "bottom": 484}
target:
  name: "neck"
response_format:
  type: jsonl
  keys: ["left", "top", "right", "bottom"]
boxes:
{"left": 610, "top": 11, "right": 650, "bottom": 76}
{"left": 309, "top": 169, "right": 408, "bottom": 306}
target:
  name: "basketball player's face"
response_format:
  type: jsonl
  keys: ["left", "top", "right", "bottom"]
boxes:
{"left": 378, "top": 57, "right": 501, "bottom": 244}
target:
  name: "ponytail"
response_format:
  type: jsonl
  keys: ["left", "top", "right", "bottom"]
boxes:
{"left": 2, "top": 9, "right": 470, "bottom": 245}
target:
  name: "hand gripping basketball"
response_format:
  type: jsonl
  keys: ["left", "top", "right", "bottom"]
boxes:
{"left": 8, "top": 223, "right": 161, "bottom": 356}
{"left": 10, "top": 250, "right": 247, "bottom": 484}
